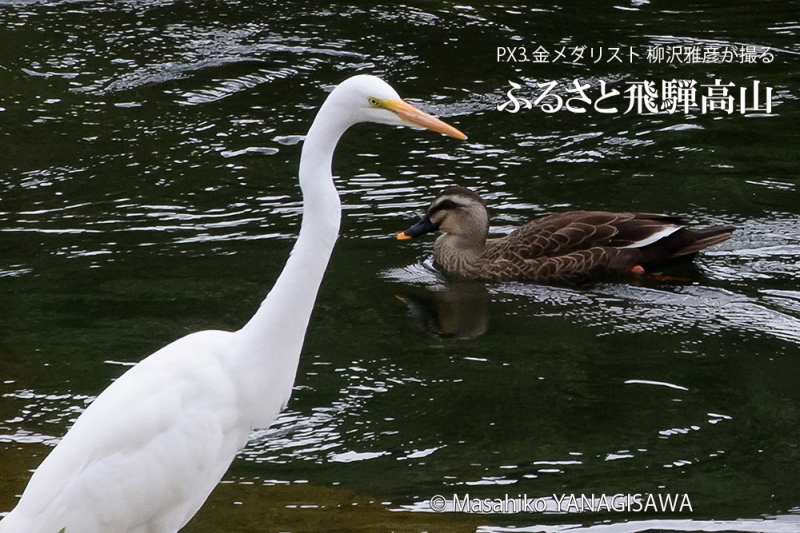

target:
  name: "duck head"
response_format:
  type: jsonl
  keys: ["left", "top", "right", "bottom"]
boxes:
{"left": 397, "top": 186, "right": 489, "bottom": 246}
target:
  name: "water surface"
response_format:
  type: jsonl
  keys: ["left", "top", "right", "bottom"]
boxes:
{"left": 1, "top": 1, "right": 799, "bottom": 531}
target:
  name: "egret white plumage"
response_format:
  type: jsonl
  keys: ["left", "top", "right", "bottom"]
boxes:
{"left": 0, "top": 74, "right": 466, "bottom": 533}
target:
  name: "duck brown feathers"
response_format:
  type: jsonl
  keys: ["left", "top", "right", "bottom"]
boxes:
{"left": 398, "top": 186, "right": 734, "bottom": 283}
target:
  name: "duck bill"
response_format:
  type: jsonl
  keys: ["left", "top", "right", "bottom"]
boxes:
{"left": 396, "top": 215, "right": 439, "bottom": 240}
{"left": 382, "top": 99, "right": 467, "bottom": 140}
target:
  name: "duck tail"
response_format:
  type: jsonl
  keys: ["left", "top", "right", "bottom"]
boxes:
{"left": 669, "top": 225, "right": 735, "bottom": 258}
{"left": 640, "top": 225, "right": 735, "bottom": 264}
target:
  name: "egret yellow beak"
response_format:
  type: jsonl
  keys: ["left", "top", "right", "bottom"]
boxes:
{"left": 382, "top": 99, "right": 467, "bottom": 140}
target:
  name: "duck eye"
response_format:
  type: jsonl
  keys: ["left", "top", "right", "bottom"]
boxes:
{"left": 368, "top": 97, "right": 381, "bottom": 107}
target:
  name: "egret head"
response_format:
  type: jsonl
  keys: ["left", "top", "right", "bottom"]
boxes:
{"left": 327, "top": 75, "right": 467, "bottom": 140}
{"left": 397, "top": 186, "right": 488, "bottom": 242}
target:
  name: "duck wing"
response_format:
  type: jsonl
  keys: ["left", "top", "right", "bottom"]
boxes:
{"left": 483, "top": 247, "right": 632, "bottom": 283}
{"left": 484, "top": 211, "right": 687, "bottom": 261}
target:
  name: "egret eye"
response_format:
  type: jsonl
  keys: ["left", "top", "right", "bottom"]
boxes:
{"left": 368, "top": 97, "right": 381, "bottom": 107}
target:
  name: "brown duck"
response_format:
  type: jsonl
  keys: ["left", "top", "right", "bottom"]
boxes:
{"left": 396, "top": 186, "right": 734, "bottom": 283}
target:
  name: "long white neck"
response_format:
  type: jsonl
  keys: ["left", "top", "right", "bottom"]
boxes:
{"left": 235, "top": 95, "right": 349, "bottom": 394}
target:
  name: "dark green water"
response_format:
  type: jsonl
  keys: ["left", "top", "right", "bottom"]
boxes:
{"left": 1, "top": 1, "right": 799, "bottom": 531}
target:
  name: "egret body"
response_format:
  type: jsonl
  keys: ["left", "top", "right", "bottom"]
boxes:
{"left": 0, "top": 74, "right": 465, "bottom": 533}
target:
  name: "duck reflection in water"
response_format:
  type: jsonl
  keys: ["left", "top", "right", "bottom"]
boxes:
{"left": 393, "top": 255, "right": 705, "bottom": 341}
{"left": 395, "top": 279, "right": 490, "bottom": 339}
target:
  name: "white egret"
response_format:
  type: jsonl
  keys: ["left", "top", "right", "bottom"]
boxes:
{"left": 0, "top": 74, "right": 466, "bottom": 533}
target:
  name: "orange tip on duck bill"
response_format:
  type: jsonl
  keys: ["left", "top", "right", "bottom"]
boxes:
{"left": 396, "top": 231, "right": 413, "bottom": 240}
{"left": 382, "top": 99, "right": 467, "bottom": 140}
